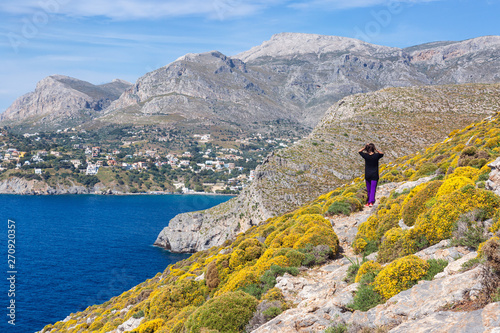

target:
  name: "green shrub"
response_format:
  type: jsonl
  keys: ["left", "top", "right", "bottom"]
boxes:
{"left": 415, "top": 163, "right": 438, "bottom": 177}
{"left": 327, "top": 201, "right": 352, "bottom": 216}
{"left": 461, "top": 146, "right": 477, "bottom": 156}
{"left": 325, "top": 322, "right": 349, "bottom": 333}
{"left": 132, "top": 310, "right": 145, "bottom": 319}
{"left": 241, "top": 265, "right": 299, "bottom": 300}
{"left": 451, "top": 210, "right": 489, "bottom": 250}
{"left": 262, "top": 306, "right": 282, "bottom": 318}
{"left": 299, "top": 244, "right": 333, "bottom": 267}
{"left": 422, "top": 259, "right": 448, "bottom": 280}
{"left": 185, "top": 291, "right": 258, "bottom": 333}
{"left": 285, "top": 249, "right": 306, "bottom": 267}
{"left": 348, "top": 273, "right": 384, "bottom": 312}
{"left": 461, "top": 258, "right": 480, "bottom": 271}
{"left": 344, "top": 257, "right": 366, "bottom": 284}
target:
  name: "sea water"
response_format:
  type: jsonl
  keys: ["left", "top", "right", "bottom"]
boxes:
{"left": 0, "top": 194, "right": 232, "bottom": 332}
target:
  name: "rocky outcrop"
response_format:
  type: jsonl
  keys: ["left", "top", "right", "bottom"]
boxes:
{"left": 0, "top": 75, "right": 132, "bottom": 131}
{"left": 154, "top": 182, "right": 270, "bottom": 252}
{"left": 0, "top": 177, "right": 92, "bottom": 194}
{"left": 155, "top": 83, "right": 500, "bottom": 253}
{"left": 389, "top": 302, "right": 500, "bottom": 333}
{"left": 486, "top": 157, "right": 500, "bottom": 196}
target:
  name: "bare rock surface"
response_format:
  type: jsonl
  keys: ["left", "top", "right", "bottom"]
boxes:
{"left": 389, "top": 302, "right": 500, "bottom": 333}
{"left": 486, "top": 157, "right": 500, "bottom": 196}
{"left": 0, "top": 75, "right": 132, "bottom": 131}
{"left": 0, "top": 177, "right": 92, "bottom": 194}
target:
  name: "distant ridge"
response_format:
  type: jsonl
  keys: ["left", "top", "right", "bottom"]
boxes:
{"left": 0, "top": 75, "right": 132, "bottom": 131}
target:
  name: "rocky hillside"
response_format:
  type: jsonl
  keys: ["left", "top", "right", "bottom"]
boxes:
{"left": 155, "top": 83, "right": 500, "bottom": 253}
{"left": 0, "top": 75, "right": 132, "bottom": 131}
{"left": 40, "top": 111, "right": 500, "bottom": 332}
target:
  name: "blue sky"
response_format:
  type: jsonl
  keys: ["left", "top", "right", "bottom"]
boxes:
{"left": 0, "top": 0, "right": 499, "bottom": 112}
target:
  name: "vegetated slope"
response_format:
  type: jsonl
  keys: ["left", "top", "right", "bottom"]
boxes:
{"left": 41, "top": 110, "right": 500, "bottom": 333}
{"left": 155, "top": 83, "right": 500, "bottom": 253}
{"left": 0, "top": 75, "right": 132, "bottom": 131}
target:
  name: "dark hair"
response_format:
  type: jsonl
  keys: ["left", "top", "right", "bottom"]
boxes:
{"left": 365, "top": 143, "right": 376, "bottom": 154}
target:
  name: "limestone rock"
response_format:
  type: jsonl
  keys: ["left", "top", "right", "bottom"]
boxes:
{"left": 0, "top": 75, "right": 132, "bottom": 131}
{"left": 0, "top": 177, "right": 92, "bottom": 195}
{"left": 389, "top": 302, "right": 500, "bottom": 333}
{"left": 113, "top": 316, "right": 143, "bottom": 332}
{"left": 486, "top": 157, "right": 500, "bottom": 196}
{"left": 414, "top": 239, "right": 471, "bottom": 262}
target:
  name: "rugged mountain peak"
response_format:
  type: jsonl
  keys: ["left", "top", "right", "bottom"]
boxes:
{"left": 234, "top": 32, "right": 398, "bottom": 62}
{"left": 0, "top": 75, "right": 132, "bottom": 130}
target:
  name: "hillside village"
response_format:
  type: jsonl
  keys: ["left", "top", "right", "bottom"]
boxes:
{"left": 0, "top": 127, "right": 296, "bottom": 194}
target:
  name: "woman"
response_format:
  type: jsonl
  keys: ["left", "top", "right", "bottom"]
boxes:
{"left": 358, "top": 143, "right": 384, "bottom": 207}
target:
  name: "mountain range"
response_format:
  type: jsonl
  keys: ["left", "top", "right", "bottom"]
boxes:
{"left": 2, "top": 33, "right": 500, "bottom": 133}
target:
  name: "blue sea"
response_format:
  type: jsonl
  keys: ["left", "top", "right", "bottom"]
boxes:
{"left": 0, "top": 194, "right": 232, "bottom": 332}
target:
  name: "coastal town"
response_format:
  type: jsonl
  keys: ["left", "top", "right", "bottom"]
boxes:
{"left": 0, "top": 127, "right": 298, "bottom": 194}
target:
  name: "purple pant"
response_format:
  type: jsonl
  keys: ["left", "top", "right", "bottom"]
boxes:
{"left": 366, "top": 180, "right": 378, "bottom": 204}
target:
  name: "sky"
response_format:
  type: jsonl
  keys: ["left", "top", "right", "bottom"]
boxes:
{"left": 0, "top": 0, "right": 499, "bottom": 112}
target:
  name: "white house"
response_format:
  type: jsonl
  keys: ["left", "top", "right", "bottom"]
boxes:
{"left": 86, "top": 163, "right": 99, "bottom": 175}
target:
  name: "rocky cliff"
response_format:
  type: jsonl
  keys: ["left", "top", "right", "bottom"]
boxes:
{"left": 0, "top": 75, "right": 132, "bottom": 131}
{"left": 154, "top": 83, "right": 500, "bottom": 253}
{"left": 0, "top": 177, "right": 93, "bottom": 194}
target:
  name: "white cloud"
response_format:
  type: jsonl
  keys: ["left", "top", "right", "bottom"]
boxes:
{"left": 0, "top": 0, "right": 286, "bottom": 20}
{"left": 289, "top": 0, "right": 439, "bottom": 10}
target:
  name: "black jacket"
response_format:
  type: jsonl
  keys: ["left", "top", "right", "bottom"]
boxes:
{"left": 359, "top": 152, "right": 384, "bottom": 181}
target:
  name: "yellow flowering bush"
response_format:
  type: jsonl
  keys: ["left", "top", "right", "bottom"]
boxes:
{"left": 401, "top": 180, "right": 442, "bottom": 226}
{"left": 374, "top": 255, "right": 429, "bottom": 299}
{"left": 445, "top": 166, "right": 481, "bottom": 181}
{"left": 265, "top": 214, "right": 339, "bottom": 254}
{"left": 354, "top": 194, "right": 406, "bottom": 254}
{"left": 229, "top": 238, "right": 265, "bottom": 269}
{"left": 134, "top": 318, "right": 165, "bottom": 333}
{"left": 353, "top": 238, "right": 368, "bottom": 253}
{"left": 436, "top": 176, "right": 474, "bottom": 197}
{"left": 262, "top": 287, "right": 285, "bottom": 302}
{"left": 354, "top": 261, "right": 383, "bottom": 283}
{"left": 408, "top": 185, "right": 500, "bottom": 246}
{"left": 377, "top": 228, "right": 416, "bottom": 263}
{"left": 491, "top": 217, "right": 500, "bottom": 233}
{"left": 477, "top": 236, "right": 500, "bottom": 259}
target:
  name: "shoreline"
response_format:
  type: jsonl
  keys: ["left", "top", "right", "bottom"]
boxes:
{"left": 0, "top": 176, "right": 239, "bottom": 196}
{"left": 0, "top": 191, "right": 237, "bottom": 196}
